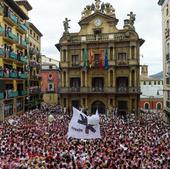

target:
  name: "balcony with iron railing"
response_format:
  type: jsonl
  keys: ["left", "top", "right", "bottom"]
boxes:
{"left": 0, "top": 4, "right": 3, "bottom": 16}
{"left": 19, "top": 23, "right": 28, "bottom": 32}
{"left": 59, "top": 87, "right": 140, "bottom": 94}
{"left": 0, "top": 26, "right": 4, "bottom": 36}
{"left": 0, "top": 92, "right": 4, "bottom": 99}
{"left": 20, "top": 39, "right": 27, "bottom": 48}
{"left": 69, "top": 33, "right": 129, "bottom": 43}
{"left": 7, "top": 31, "right": 19, "bottom": 43}
{"left": 19, "top": 56, "right": 28, "bottom": 64}
{"left": 0, "top": 48, "right": 4, "bottom": 56}
{"left": 9, "top": 52, "right": 17, "bottom": 60}
{"left": 18, "top": 90, "right": 27, "bottom": 96}
{"left": 29, "top": 87, "right": 41, "bottom": 94}
{"left": 9, "top": 72, "right": 18, "bottom": 78}
{"left": 18, "top": 73, "right": 28, "bottom": 79}
{"left": 6, "top": 90, "right": 18, "bottom": 99}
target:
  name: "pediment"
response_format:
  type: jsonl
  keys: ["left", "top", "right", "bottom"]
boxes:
{"left": 79, "top": 11, "right": 118, "bottom": 26}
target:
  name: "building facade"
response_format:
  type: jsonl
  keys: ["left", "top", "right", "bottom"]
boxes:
{"left": 27, "top": 22, "right": 43, "bottom": 109}
{"left": 41, "top": 55, "right": 60, "bottom": 104}
{"left": 140, "top": 65, "right": 163, "bottom": 113}
{"left": 56, "top": 0, "right": 144, "bottom": 116}
{"left": 0, "top": 0, "right": 30, "bottom": 121}
{"left": 158, "top": 0, "right": 170, "bottom": 122}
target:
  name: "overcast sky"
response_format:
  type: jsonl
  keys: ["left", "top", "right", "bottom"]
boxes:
{"left": 28, "top": 0, "right": 162, "bottom": 75}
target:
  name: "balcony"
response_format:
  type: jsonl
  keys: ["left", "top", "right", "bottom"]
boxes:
{"left": 9, "top": 12, "right": 18, "bottom": 24}
{"left": 19, "top": 56, "right": 28, "bottom": 64}
{"left": 59, "top": 87, "right": 140, "bottom": 94}
{"left": 19, "top": 23, "right": 28, "bottom": 32}
{"left": 0, "top": 92, "right": 4, "bottom": 99}
{"left": 0, "top": 48, "right": 4, "bottom": 56}
{"left": 18, "top": 73, "right": 28, "bottom": 79}
{"left": 69, "top": 33, "right": 129, "bottom": 43}
{"left": 116, "top": 60, "right": 128, "bottom": 66}
{"left": 0, "top": 5, "right": 3, "bottom": 16}
{"left": 19, "top": 90, "right": 27, "bottom": 96}
{"left": 9, "top": 52, "right": 17, "bottom": 60}
{"left": 9, "top": 72, "right": 18, "bottom": 78}
{"left": 0, "top": 71, "right": 3, "bottom": 77}
{"left": 6, "top": 90, "right": 18, "bottom": 98}
{"left": 0, "top": 26, "right": 4, "bottom": 36}
{"left": 7, "top": 32, "right": 19, "bottom": 42}
{"left": 21, "top": 39, "right": 27, "bottom": 48}
{"left": 29, "top": 87, "right": 41, "bottom": 94}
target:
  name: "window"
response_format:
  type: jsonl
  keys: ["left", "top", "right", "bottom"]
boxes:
{"left": 166, "top": 4, "right": 169, "bottom": 16}
{"left": 143, "top": 81, "right": 146, "bottom": 85}
{"left": 30, "top": 29, "right": 32, "bottom": 35}
{"left": 72, "top": 55, "right": 79, "bottom": 66}
{"left": 166, "top": 78, "right": 170, "bottom": 84}
{"left": 149, "top": 81, "right": 151, "bottom": 85}
{"left": 49, "top": 65, "right": 52, "bottom": 69}
{"left": 167, "top": 91, "right": 170, "bottom": 100}
{"left": 37, "top": 36, "right": 39, "bottom": 41}
{"left": 118, "top": 53, "right": 127, "bottom": 60}
{"left": 63, "top": 49, "right": 66, "bottom": 62}
{"left": 157, "top": 103, "right": 162, "bottom": 110}
{"left": 33, "top": 33, "right": 36, "bottom": 38}
{"left": 144, "top": 103, "right": 149, "bottom": 110}
{"left": 131, "top": 46, "right": 135, "bottom": 59}
{"left": 110, "top": 47, "right": 113, "bottom": 60}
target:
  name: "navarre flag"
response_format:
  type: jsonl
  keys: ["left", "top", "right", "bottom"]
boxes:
{"left": 67, "top": 107, "right": 101, "bottom": 139}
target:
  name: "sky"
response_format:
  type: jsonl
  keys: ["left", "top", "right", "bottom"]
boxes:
{"left": 28, "top": 0, "right": 162, "bottom": 75}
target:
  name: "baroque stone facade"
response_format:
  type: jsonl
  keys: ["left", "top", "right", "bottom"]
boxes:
{"left": 56, "top": 0, "right": 144, "bottom": 116}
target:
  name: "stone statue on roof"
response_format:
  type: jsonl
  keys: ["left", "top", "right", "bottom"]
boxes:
{"left": 95, "top": 0, "right": 101, "bottom": 11}
{"left": 127, "top": 11, "right": 136, "bottom": 29}
{"left": 63, "top": 18, "right": 71, "bottom": 33}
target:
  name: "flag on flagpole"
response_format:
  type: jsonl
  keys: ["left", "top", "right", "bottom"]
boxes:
{"left": 83, "top": 48, "right": 87, "bottom": 70}
{"left": 104, "top": 48, "right": 109, "bottom": 70}
{"left": 99, "top": 49, "right": 103, "bottom": 70}
{"left": 67, "top": 107, "right": 101, "bottom": 139}
{"left": 89, "top": 48, "right": 93, "bottom": 68}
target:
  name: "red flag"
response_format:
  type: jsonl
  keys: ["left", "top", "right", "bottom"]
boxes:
{"left": 89, "top": 48, "right": 93, "bottom": 68}
{"left": 99, "top": 49, "right": 103, "bottom": 70}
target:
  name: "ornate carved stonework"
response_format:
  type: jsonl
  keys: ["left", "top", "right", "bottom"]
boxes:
{"left": 80, "top": 0, "right": 116, "bottom": 20}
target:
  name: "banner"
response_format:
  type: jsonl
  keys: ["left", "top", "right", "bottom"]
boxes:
{"left": 67, "top": 107, "right": 101, "bottom": 139}
{"left": 104, "top": 48, "right": 109, "bottom": 70}
{"left": 83, "top": 48, "right": 87, "bottom": 70}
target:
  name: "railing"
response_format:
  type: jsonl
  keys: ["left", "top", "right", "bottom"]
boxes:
{"left": 19, "top": 56, "right": 28, "bottom": 64}
{"left": 7, "top": 32, "right": 18, "bottom": 42}
{"left": 29, "top": 87, "right": 41, "bottom": 94}
{"left": 0, "top": 71, "right": 3, "bottom": 77}
{"left": 6, "top": 90, "right": 18, "bottom": 98}
{"left": 9, "top": 72, "right": 18, "bottom": 78}
{"left": 70, "top": 33, "right": 129, "bottom": 43}
{"left": 18, "top": 73, "right": 28, "bottom": 79}
{"left": 59, "top": 87, "right": 141, "bottom": 94}
{"left": 0, "top": 92, "right": 4, "bottom": 99}
{"left": 0, "top": 26, "right": 4, "bottom": 35}
{"left": 19, "top": 23, "right": 28, "bottom": 32}
{"left": 0, "top": 48, "right": 4, "bottom": 56}
{"left": 8, "top": 12, "right": 18, "bottom": 24}
{"left": 21, "top": 39, "right": 27, "bottom": 47}
{"left": 20, "top": 90, "right": 27, "bottom": 96}
{"left": 0, "top": 5, "right": 3, "bottom": 15}
{"left": 9, "top": 52, "right": 17, "bottom": 60}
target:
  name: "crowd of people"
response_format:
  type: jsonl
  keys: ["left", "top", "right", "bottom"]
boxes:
{"left": 0, "top": 103, "right": 169, "bottom": 169}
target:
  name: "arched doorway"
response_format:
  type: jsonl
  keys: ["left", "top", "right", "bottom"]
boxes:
{"left": 91, "top": 101, "right": 105, "bottom": 114}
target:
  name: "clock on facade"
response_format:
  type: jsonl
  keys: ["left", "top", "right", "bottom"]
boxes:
{"left": 94, "top": 18, "right": 102, "bottom": 26}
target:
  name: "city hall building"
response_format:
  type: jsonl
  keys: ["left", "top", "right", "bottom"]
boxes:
{"left": 56, "top": 0, "right": 144, "bottom": 116}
